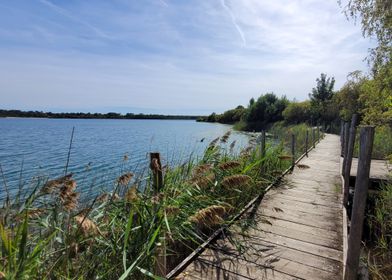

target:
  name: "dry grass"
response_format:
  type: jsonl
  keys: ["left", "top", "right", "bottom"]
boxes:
{"left": 218, "top": 161, "right": 241, "bottom": 171}
{"left": 221, "top": 175, "right": 252, "bottom": 190}
{"left": 117, "top": 172, "right": 134, "bottom": 186}
{"left": 74, "top": 215, "right": 99, "bottom": 237}
{"left": 189, "top": 205, "right": 229, "bottom": 229}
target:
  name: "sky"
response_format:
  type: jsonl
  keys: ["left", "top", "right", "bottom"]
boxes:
{"left": 0, "top": 0, "right": 373, "bottom": 115}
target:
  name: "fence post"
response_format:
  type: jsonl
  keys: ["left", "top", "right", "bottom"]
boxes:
{"left": 150, "top": 152, "right": 163, "bottom": 193}
{"left": 312, "top": 128, "right": 316, "bottom": 149}
{"left": 344, "top": 126, "right": 375, "bottom": 280}
{"left": 343, "top": 114, "right": 358, "bottom": 207}
{"left": 342, "top": 122, "right": 350, "bottom": 175}
{"left": 291, "top": 134, "right": 295, "bottom": 170}
{"left": 150, "top": 153, "right": 166, "bottom": 276}
{"left": 317, "top": 126, "right": 320, "bottom": 142}
{"left": 261, "top": 130, "right": 266, "bottom": 158}
{"left": 305, "top": 129, "right": 309, "bottom": 157}
{"left": 340, "top": 120, "right": 345, "bottom": 156}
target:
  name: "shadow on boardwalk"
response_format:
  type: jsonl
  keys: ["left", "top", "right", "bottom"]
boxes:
{"left": 176, "top": 134, "right": 343, "bottom": 280}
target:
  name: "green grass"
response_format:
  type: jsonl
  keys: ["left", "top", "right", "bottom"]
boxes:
{"left": 354, "top": 125, "right": 392, "bottom": 159}
{"left": 366, "top": 179, "right": 392, "bottom": 280}
{"left": 0, "top": 131, "right": 294, "bottom": 279}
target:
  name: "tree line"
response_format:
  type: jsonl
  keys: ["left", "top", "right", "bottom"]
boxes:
{"left": 0, "top": 110, "right": 200, "bottom": 120}
{"left": 199, "top": 66, "right": 391, "bottom": 132}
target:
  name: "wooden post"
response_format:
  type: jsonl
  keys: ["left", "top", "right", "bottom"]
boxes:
{"left": 312, "top": 128, "right": 316, "bottom": 149}
{"left": 344, "top": 126, "right": 375, "bottom": 280}
{"left": 150, "top": 152, "right": 163, "bottom": 193}
{"left": 340, "top": 120, "right": 345, "bottom": 156}
{"left": 261, "top": 130, "right": 266, "bottom": 158}
{"left": 305, "top": 129, "right": 309, "bottom": 157}
{"left": 291, "top": 134, "right": 295, "bottom": 170}
{"left": 150, "top": 153, "right": 166, "bottom": 276}
{"left": 317, "top": 126, "right": 320, "bottom": 143}
{"left": 343, "top": 114, "right": 358, "bottom": 206}
{"left": 342, "top": 122, "right": 350, "bottom": 175}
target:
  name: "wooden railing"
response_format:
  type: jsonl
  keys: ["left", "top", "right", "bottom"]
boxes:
{"left": 340, "top": 115, "right": 375, "bottom": 280}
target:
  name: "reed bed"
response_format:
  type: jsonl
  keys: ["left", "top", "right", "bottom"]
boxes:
{"left": 0, "top": 131, "right": 291, "bottom": 279}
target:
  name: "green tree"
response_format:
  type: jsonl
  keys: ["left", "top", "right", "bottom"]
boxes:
{"left": 245, "top": 93, "right": 288, "bottom": 130}
{"left": 335, "top": 71, "right": 366, "bottom": 121}
{"left": 282, "top": 101, "right": 311, "bottom": 124}
{"left": 309, "top": 73, "right": 336, "bottom": 126}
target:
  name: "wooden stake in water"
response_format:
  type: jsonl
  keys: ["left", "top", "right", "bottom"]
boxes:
{"left": 150, "top": 152, "right": 163, "bottom": 193}
{"left": 64, "top": 126, "right": 75, "bottom": 175}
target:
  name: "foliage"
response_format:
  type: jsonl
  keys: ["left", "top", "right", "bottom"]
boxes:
{"left": 270, "top": 122, "right": 319, "bottom": 158}
{"left": 366, "top": 180, "right": 392, "bottom": 279}
{"left": 282, "top": 101, "right": 311, "bottom": 124}
{"left": 335, "top": 71, "right": 366, "bottom": 121}
{"left": 309, "top": 73, "right": 338, "bottom": 126}
{"left": 243, "top": 93, "right": 289, "bottom": 131}
{"left": 340, "top": 0, "right": 392, "bottom": 71}
{"left": 359, "top": 61, "right": 392, "bottom": 126}
{"left": 213, "top": 106, "right": 246, "bottom": 124}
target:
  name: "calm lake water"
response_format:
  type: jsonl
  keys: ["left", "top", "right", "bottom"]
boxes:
{"left": 0, "top": 118, "right": 251, "bottom": 200}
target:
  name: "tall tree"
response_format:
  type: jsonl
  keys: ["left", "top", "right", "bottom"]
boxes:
{"left": 309, "top": 73, "right": 336, "bottom": 126}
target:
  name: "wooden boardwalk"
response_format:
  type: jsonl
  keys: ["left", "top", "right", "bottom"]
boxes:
{"left": 176, "top": 134, "right": 343, "bottom": 280}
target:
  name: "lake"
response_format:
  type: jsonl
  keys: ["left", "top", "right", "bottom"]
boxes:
{"left": 0, "top": 118, "right": 251, "bottom": 200}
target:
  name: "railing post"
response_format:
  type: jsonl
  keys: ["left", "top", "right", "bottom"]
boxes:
{"left": 261, "top": 130, "right": 266, "bottom": 158}
{"left": 343, "top": 114, "right": 358, "bottom": 207}
{"left": 342, "top": 122, "right": 350, "bottom": 175}
{"left": 150, "top": 152, "right": 166, "bottom": 277}
{"left": 317, "top": 126, "right": 320, "bottom": 142}
{"left": 291, "top": 133, "right": 295, "bottom": 170}
{"left": 305, "top": 129, "right": 309, "bottom": 157}
{"left": 344, "top": 126, "right": 374, "bottom": 280}
{"left": 150, "top": 152, "right": 163, "bottom": 193}
{"left": 312, "top": 128, "right": 316, "bottom": 149}
{"left": 340, "top": 120, "right": 345, "bottom": 156}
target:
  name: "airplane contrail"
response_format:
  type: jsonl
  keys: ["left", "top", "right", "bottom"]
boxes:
{"left": 220, "top": 0, "right": 246, "bottom": 47}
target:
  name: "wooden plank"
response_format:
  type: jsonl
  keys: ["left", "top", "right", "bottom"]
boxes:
{"left": 234, "top": 231, "right": 343, "bottom": 262}
{"left": 264, "top": 191, "right": 341, "bottom": 208}
{"left": 179, "top": 256, "right": 301, "bottom": 280}
{"left": 263, "top": 197, "right": 341, "bottom": 215}
{"left": 258, "top": 207, "right": 340, "bottom": 231}
{"left": 198, "top": 251, "right": 336, "bottom": 280}
{"left": 350, "top": 158, "right": 390, "bottom": 180}
{"left": 246, "top": 223, "right": 341, "bottom": 250}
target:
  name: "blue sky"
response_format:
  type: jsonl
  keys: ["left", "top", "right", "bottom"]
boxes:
{"left": 0, "top": 0, "right": 372, "bottom": 115}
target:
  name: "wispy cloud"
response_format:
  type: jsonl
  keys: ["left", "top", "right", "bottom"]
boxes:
{"left": 158, "top": 0, "right": 169, "bottom": 8}
{"left": 38, "top": 0, "right": 111, "bottom": 39}
{"left": 220, "top": 0, "right": 246, "bottom": 47}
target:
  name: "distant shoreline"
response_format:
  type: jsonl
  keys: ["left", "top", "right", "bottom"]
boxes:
{"left": 0, "top": 109, "right": 202, "bottom": 120}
